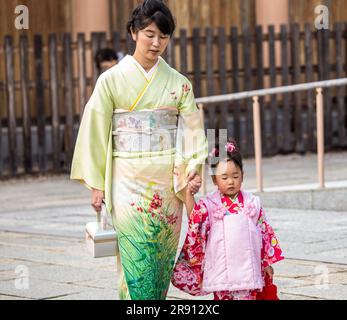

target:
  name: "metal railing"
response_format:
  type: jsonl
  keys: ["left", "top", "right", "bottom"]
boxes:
{"left": 196, "top": 78, "right": 347, "bottom": 194}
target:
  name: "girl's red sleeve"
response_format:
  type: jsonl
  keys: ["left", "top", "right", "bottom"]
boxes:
{"left": 258, "top": 209, "right": 284, "bottom": 269}
{"left": 171, "top": 200, "right": 210, "bottom": 296}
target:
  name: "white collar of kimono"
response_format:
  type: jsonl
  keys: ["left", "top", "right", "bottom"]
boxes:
{"left": 129, "top": 55, "right": 160, "bottom": 80}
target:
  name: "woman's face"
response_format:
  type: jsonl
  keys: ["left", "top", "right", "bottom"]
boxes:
{"left": 131, "top": 22, "right": 170, "bottom": 62}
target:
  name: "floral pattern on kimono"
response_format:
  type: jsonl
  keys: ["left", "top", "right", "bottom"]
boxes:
{"left": 213, "top": 290, "right": 256, "bottom": 300}
{"left": 171, "top": 191, "right": 284, "bottom": 296}
{"left": 171, "top": 199, "right": 210, "bottom": 296}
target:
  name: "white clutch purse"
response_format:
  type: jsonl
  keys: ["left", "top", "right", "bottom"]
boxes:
{"left": 85, "top": 204, "right": 118, "bottom": 258}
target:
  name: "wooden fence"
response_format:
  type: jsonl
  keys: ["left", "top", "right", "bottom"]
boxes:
{"left": 0, "top": 23, "right": 347, "bottom": 178}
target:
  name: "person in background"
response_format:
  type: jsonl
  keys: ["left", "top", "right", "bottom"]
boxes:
{"left": 95, "top": 48, "right": 119, "bottom": 74}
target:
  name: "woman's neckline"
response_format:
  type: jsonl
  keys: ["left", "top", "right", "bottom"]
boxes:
{"left": 129, "top": 55, "right": 160, "bottom": 78}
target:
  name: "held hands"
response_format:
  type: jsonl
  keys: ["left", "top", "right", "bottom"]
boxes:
{"left": 184, "top": 170, "right": 201, "bottom": 218}
{"left": 186, "top": 170, "right": 202, "bottom": 195}
{"left": 91, "top": 188, "right": 105, "bottom": 213}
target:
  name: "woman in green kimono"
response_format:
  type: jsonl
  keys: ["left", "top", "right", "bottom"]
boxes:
{"left": 71, "top": 0, "right": 208, "bottom": 300}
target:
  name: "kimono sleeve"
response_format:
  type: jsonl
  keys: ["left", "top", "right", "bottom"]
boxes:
{"left": 178, "top": 80, "right": 208, "bottom": 175}
{"left": 257, "top": 209, "right": 284, "bottom": 268}
{"left": 70, "top": 74, "right": 114, "bottom": 191}
{"left": 171, "top": 200, "right": 210, "bottom": 296}
{"left": 174, "top": 78, "right": 208, "bottom": 201}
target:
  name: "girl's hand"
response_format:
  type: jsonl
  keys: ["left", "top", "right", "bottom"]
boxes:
{"left": 265, "top": 266, "right": 274, "bottom": 279}
{"left": 91, "top": 189, "right": 105, "bottom": 213}
{"left": 187, "top": 171, "right": 202, "bottom": 195}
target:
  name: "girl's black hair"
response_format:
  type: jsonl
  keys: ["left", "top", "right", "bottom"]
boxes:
{"left": 210, "top": 138, "right": 244, "bottom": 173}
{"left": 127, "top": 0, "right": 176, "bottom": 36}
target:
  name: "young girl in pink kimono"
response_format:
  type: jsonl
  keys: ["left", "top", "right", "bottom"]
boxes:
{"left": 172, "top": 139, "right": 284, "bottom": 300}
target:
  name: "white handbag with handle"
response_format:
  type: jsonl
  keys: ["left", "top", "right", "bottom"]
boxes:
{"left": 85, "top": 204, "right": 118, "bottom": 258}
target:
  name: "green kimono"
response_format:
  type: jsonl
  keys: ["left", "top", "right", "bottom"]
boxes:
{"left": 71, "top": 55, "right": 208, "bottom": 300}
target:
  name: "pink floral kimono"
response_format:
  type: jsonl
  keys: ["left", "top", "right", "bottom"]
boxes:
{"left": 171, "top": 189, "right": 284, "bottom": 300}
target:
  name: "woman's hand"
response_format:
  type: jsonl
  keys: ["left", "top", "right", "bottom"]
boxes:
{"left": 264, "top": 266, "right": 274, "bottom": 279}
{"left": 91, "top": 188, "right": 105, "bottom": 213}
{"left": 186, "top": 170, "right": 202, "bottom": 195}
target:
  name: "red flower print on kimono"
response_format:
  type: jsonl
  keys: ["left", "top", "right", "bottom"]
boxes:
{"left": 180, "top": 84, "right": 191, "bottom": 102}
{"left": 257, "top": 209, "right": 284, "bottom": 268}
{"left": 182, "top": 83, "right": 191, "bottom": 93}
{"left": 171, "top": 200, "right": 210, "bottom": 296}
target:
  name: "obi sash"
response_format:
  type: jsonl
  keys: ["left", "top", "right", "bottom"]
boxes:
{"left": 112, "top": 108, "right": 179, "bottom": 154}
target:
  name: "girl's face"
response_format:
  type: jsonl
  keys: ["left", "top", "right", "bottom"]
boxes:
{"left": 213, "top": 160, "right": 243, "bottom": 198}
{"left": 131, "top": 22, "right": 170, "bottom": 63}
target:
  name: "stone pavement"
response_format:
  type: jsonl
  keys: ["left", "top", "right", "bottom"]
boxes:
{"left": 0, "top": 152, "right": 346, "bottom": 300}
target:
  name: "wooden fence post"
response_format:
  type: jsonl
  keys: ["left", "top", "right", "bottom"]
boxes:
{"left": 304, "top": 23, "right": 315, "bottom": 152}
{"left": 243, "top": 27, "right": 253, "bottom": 157}
{"left": 19, "top": 34, "right": 32, "bottom": 174}
{"left": 268, "top": 25, "right": 278, "bottom": 155}
{"left": 316, "top": 88, "right": 325, "bottom": 189}
{"left": 280, "top": 24, "right": 291, "bottom": 153}
{"left": 253, "top": 96, "right": 263, "bottom": 193}
{"left": 77, "top": 33, "right": 87, "bottom": 120}
{"left": 34, "top": 34, "right": 46, "bottom": 172}
{"left": 255, "top": 26, "right": 265, "bottom": 153}
{"left": 198, "top": 103, "right": 207, "bottom": 196}
{"left": 291, "top": 23, "right": 303, "bottom": 153}
{"left": 63, "top": 33, "right": 75, "bottom": 169}
{"left": 179, "top": 29, "right": 188, "bottom": 77}
{"left": 218, "top": 27, "right": 228, "bottom": 131}
{"left": 206, "top": 27, "right": 215, "bottom": 130}
{"left": 49, "top": 33, "right": 61, "bottom": 172}
{"left": 335, "top": 22, "right": 346, "bottom": 147}
{"left": 192, "top": 28, "right": 201, "bottom": 98}
{"left": 5, "top": 35, "right": 17, "bottom": 176}
{"left": 231, "top": 27, "right": 241, "bottom": 143}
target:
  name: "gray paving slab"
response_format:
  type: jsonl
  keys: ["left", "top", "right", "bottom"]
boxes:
{"left": 0, "top": 294, "right": 34, "bottom": 300}
{"left": 1, "top": 246, "right": 117, "bottom": 270}
{"left": 0, "top": 243, "right": 114, "bottom": 270}
{"left": 294, "top": 270, "right": 347, "bottom": 286}
{"left": 0, "top": 271, "right": 17, "bottom": 281}
{"left": 24, "top": 265, "right": 116, "bottom": 285}
{"left": 73, "top": 276, "right": 119, "bottom": 290}
{"left": 282, "top": 284, "right": 347, "bottom": 300}
{"left": 0, "top": 258, "right": 43, "bottom": 272}
{"left": 53, "top": 288, "right": 119, "bottom": 300}
{"left": 274, "top": 276, "right": 313, "bottom": 289}
{"left": 278, "top": 293, "right": 322, "bottom": 300}
{"left": 0, "top": 175, "right": 90, "bottom": 213}
{"left": 274, "top": 259, "right": 346, "bottom": 278}
{"left": 274, "top": 262, "right": 324, "bottom": 278}
{"left": 0, "top": 278, "right": 84, "bottom": 300}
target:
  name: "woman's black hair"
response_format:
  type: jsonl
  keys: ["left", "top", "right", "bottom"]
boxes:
{"left": 210, "top": 138, "right": 244, "bottom": 173}
{"left": 127, "top": 0, "right": 176, "bottom": 36}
